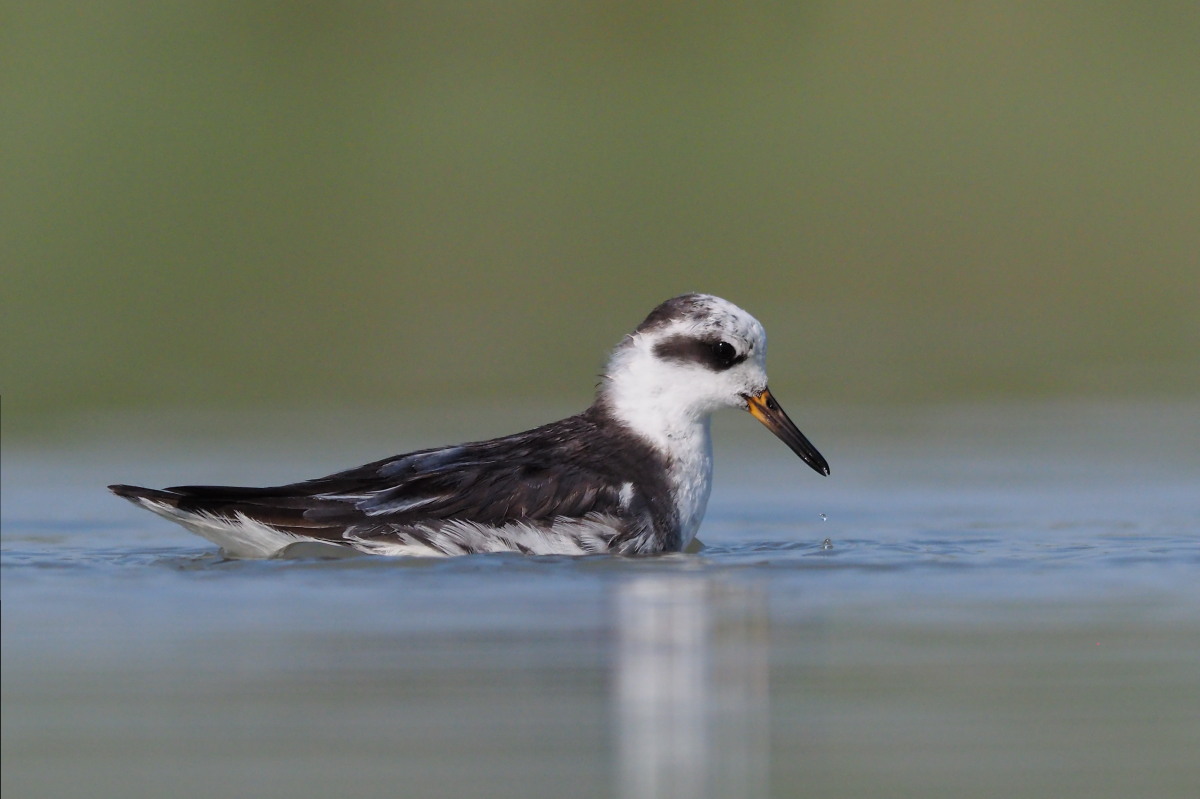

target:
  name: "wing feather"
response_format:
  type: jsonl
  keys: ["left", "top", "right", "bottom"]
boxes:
{"left": 152, "top": 412, "right": 658, "bottom": 548}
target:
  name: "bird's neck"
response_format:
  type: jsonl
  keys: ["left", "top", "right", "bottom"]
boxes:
{"left": 595, "top": 369, "right": 713, "bottom": 458}
{"left": 594, "top": 371, "right": 715, "bottom": 549}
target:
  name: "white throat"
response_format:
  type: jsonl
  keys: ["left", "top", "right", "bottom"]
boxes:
{"left": 600, "top": 341, "right": 718, "bottom": 547}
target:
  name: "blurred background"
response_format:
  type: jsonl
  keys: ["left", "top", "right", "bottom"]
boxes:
{"left": 5, "top": 7, "right": 1199, "bottom": 799}
{"left": 3, "top": 1, "right": 1198, "bottom": 434}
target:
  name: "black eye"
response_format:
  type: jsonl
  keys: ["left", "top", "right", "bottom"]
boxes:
{"left": 710, "top": 340, "right": 737, "bottom": 366}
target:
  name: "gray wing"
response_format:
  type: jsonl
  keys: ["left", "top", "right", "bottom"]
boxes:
{"left": 124, "top": 416, "right": 658, "bottom": 552}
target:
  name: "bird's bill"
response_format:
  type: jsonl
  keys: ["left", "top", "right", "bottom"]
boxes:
{"left": 745, "top": 387, "right": 830, "bottom": 476}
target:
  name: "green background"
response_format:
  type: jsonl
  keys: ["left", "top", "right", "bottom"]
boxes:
{"left": 4, "top": 2, "right": 1198, "bottom": 431}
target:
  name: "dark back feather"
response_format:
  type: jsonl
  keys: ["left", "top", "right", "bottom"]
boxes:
{"left": 157, "top": 405, "right": 678, "bottom": 550}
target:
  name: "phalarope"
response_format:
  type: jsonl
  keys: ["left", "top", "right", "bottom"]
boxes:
{"left": 110, "top": 293, "right": 829, "bottom": 557}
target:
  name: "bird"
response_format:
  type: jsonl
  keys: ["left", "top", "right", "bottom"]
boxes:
{"left": 109, "top": 293, "right": 829, "bottom": 558}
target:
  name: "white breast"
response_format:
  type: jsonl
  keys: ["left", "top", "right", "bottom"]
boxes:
{"left": 650, "top": 417, "right": 714, "bottom": 549}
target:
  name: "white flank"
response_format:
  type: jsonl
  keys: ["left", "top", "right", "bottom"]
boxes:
{"left": 348, "top": 516, "right": 623, "bottom": 558}
{"left": 137, "top": 499, "right": 306, "bottom": 559}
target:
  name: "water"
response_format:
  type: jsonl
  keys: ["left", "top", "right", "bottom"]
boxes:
{"left": 3, "top": 400, "right": 1198, "bottom": 799}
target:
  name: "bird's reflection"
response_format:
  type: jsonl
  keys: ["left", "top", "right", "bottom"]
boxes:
{"left": 614, "top": 576, "right": 769, "bottom": 799}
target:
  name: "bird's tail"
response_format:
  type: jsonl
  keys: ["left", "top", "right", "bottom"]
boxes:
{"left": 108, "top": 483, "right": 309, "bottom": 558}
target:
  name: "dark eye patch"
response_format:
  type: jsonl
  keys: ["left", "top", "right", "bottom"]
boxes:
{"left": 653, "top": 335, "right": 747, "bottom": 371}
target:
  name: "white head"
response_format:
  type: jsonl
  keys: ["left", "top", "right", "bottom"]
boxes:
{"left": 599, "top": 294, "right": 829, "bottom": 476}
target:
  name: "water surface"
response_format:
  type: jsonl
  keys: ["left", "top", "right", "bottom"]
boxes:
{"left": 3, "top": 400, "right": 1198, "bottom": 798}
